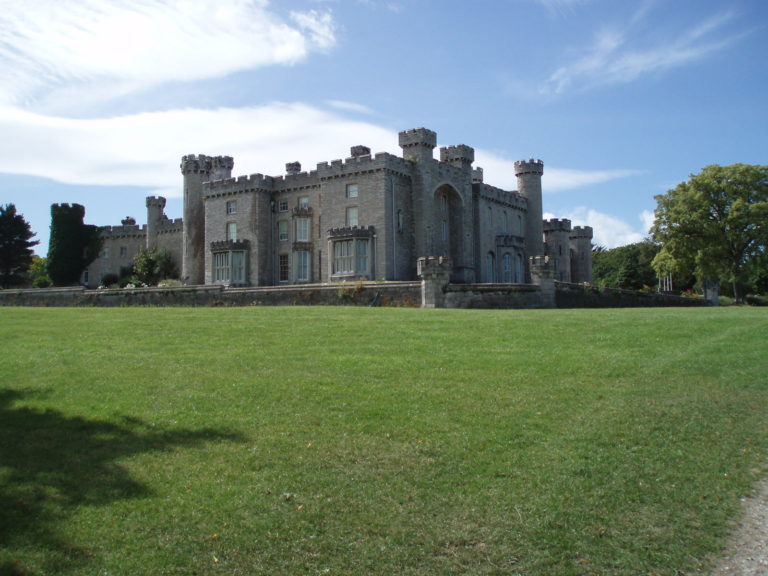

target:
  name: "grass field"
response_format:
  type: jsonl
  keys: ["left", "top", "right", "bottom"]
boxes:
{"left": 0, "top": 306, "right": 766, "bottom": 576}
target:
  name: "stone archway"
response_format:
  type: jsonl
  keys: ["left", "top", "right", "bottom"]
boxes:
{"left": 433, "top": 184, "right": 465, "bottom": 282}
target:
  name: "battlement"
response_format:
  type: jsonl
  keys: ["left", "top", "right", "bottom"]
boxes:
{"left": 211, "top": 156, "right": 234, "bottom": 171}
{"left": 327, "top": 225, "right": 376, "bottom": 239}
{"left": 398, "top": 127, "right": 437, "bottom": 149}
{"left": 478, "top": 184, "right": 528, "bottom": 210}
{"left": 157, "top": 218, "right": 183, "bottom": 233}
{"left": 204, "top": 173, "right": 275, "bottom": 196}
{"left": 514, "top": 158, "right": 544, "bottom": 176}
{"left": 99, "top": 224, "right": 146, "bottom": 237}
{"left": 121, "top": 217, "right": 136, "bottom": 225}
{"left": 472, "top": 167, "right": 484, "bottom": 183}
{"left": 146, "top": 196, "right": 166, "bottom": 208}
{"left": 570, "top": 226, "right": 593, "bottom": 239}
{"left": 350, "top": 145, "right": 371, "bottom": 157}
{"left": 286, "top": 161, "right": 302, "bottom": 175}
{"left": 440, "top": 144, "right": 475, "bottom": 165}
{"left": 180, "top": 154, "right": 211, "bottom": 174}
{"left": 543, "top": 218, "right": 572, "bottom": 232}
{"left": 315, "top": 151, "right": 410, "bottom": 178}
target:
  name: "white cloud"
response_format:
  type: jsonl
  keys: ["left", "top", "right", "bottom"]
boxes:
{"left": 473, "top": 150, "right": 640, "bottom": 192}
{"left": 542, "top": 8, "right": 738, "bottom": 94}
{"left": 558, "top": 207, "right": 648, "bottom": 248}
{"left": 641, "top": 209, "right": 655, "bottom": 234}
{"left": 0, "top": 0, "right": 336, "bottom": 110}
{"left": 0, "top": 103, "right": 397, "bottom": 195}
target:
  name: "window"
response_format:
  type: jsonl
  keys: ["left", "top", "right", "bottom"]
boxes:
{"left": 296, "top": 218, "right": 309, "bottom": 242}
{"left": 278, "top": 220, "right": 288, "bottom": 242}
{"left": 346, "top": 184, "right": 358, "bottom": 198}
{"left": 279, "top": 254, "right": 289, "bottom": 282}
{"left": 346, "top": 206, "right": 358, "bottom": 227}
{"left": 441, "top": 220, "right": 448, "bottom": 242}
{"left": 332, "top": 238, "right": 370, "bottom": 277}
{"left": 503, "top": 211, "right": 509, "bottom": 233}
{"left": 397, "top": 209, "right": 404, "bottom": 233}
{"left": 101, "top": 247, "right": 109, "bottom": 259}
{"left": 295, "top": 251, "right": 310, "bottom": 282}
{"left": 487, "top": 206, "right": 493, "bottom": 228}
{"left": 82, "top": 269, "right": 89, "bottom": 284}
{"left": 120, "top": 246, "right": 128, "bottom": 258}
{"left": 486, "top": 252, "right": 496, "bottom": 282}
{"left": 213, "top": 250, "right": 246, "bottom": 285}
{"left": 441, "top": 194, "right": 448, "bottom": 212}
{"left": 502, "top": 253, "right": 512, "bottom": 283}
{"left": 278, "top": 199, "right": 288, "bottom": 212}
{"left": 227, "top": 222, "right": 237, "bottom": 241}
{"left": 226, "top": 200, "right": 237, "bottom": 214}
{"left": 299, "top": 196, "right": 309, "bottom": 208}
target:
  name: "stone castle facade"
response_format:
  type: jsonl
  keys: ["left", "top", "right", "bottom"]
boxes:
{"left": 85, "top": 127, "right": 592, "bottom": 287}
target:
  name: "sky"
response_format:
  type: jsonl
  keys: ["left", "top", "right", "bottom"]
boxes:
{"left": 1, "top": 0, "right": 766, "bottom": 255}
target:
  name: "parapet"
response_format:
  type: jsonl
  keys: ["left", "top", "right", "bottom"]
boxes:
{"left": 570, "top": 226, "right": 593, "bottom": 240}
{"left": 543, "top": 218, "right": 572, "bottom": 232}
{"left": 514, "top": 158, "right": 544, "bottom": 176}
{"left": 211, "top": 156, "right": 234, "bottom": 172}
{"left": 146, "top": 196, "right": 166, "bottom": 209}
{"left": 398, "top": 127, "right": 437, "bottom": 149}
{"left": 472, "top": 167, "right": 484, "bottom": 183}
{"left": 180, "top": 154, "right": 211, "bottom": 174}
{"left": 350, "top": 145, "right": 371, "bottom": 157}
{"left": 121, "top": 217, "right": 136, "bottom": 225}
{"left": 440, "top": 144, "right": 475, "bottom": 165}
{"left": 286, "top": 161, "right": 302, "bottom": 175}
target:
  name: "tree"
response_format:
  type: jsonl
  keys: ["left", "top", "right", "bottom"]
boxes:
{"left": 29, "top": 256, "right": 52, "bottom": 288}
{"left": 0, "top": 203, "right": 39, "bottom": 288}
{"left": 46, "top": 204, "right": 102, "bottom": 286}
{"left": 132, "top": 247, "right": 179, "bottom": 285}
{"left": 651, "top": 164, "right": 768, "bottom": 301}
{"left": 592, "top": 241, "right": 661, "bottom": 290}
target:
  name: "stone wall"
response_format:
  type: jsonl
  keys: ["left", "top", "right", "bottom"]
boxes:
{"left": 0, "top": 282, "right": 421, "bottom": 308}
{"left": 554, "top": 282, "right": 711, "bottom": 308}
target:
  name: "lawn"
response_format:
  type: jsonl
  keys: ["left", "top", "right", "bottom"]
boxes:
{"left": 0, "top": 306, "right": 766, "bottom": 576}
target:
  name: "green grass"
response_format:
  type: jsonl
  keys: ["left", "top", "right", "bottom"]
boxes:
{"left": 0, "top": 307, "right": 766, "bottom": 576}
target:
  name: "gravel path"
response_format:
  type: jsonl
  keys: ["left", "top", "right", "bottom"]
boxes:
{"left": 710, "top": 477, "right": 768, "bottom": 575}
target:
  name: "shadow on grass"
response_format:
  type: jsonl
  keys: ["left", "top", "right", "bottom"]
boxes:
{"left": 0, "top": 389, "right": 244, "bottom": 575}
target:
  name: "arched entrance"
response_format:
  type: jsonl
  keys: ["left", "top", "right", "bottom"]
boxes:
{"left": 433, "top": 184, "right": 465, "bottom": 282}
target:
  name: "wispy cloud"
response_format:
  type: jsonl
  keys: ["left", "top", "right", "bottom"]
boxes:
{"left": 0, "top": 0, "right": 336, "bottom": 110}
{"left": 542, "top": 7, "right": 739, "bottom": 95}
{"left": 535, "top": 0, "right": 591, "bottom": 18}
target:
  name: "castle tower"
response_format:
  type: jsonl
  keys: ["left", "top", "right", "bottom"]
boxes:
{"left": 180, "top": 155, "right": 213, "bottom": 284}
{"left": 515, "top": 159, "right": 545, "bottom": 281}
{"left": 398, "top": 128, "right": 437, "bottom": 163}
{"left": 145, "top": 196, "right": 166, "bottom": 249}
{"left": 569, "top": 226, "right": 594, "bottom": 284}
{"left": 543, "top": 218, "right": 572, "bottom": 282}
{"left": 440, "top": 145, "right": 475, "bottom": 172}
{"left": 211, "top": 156, "right": 234, "bottom": 181}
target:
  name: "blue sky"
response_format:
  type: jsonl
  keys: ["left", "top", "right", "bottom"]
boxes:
{"left": 1, "top": 0, "right": 766, "bottom": 255}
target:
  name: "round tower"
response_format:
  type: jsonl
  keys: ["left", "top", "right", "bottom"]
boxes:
{"left": 180, "top": 154, "right": 213, "bottom": 284}
{"left": 543, "top": 218, "right": 572, "bottom": 282}
{"left": 569, "top": 226, "right": 594, "bottom": 284}
{"left": 145, "top": 196, "right": 166, "bottom": 249}
{"left": 211, "top": 155, "right": 234, "bottom": 181}
{"left": 515, "top": 159, "right": 544, "bottom": 280}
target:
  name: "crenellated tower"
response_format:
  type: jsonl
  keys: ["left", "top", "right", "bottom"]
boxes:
{"left": 569, "top": 225, "right": 594, "bottom": 284}
{"left": 398, "top": 128, "right": 437, "bottom": 163}
{"left": 440, "top": 145, "right": 475, "bottom": 172}
{"left": 515, "top": 159, "right": 544, "bottom": 280}
{"left": 181, "top": 155, "right": 213, "bottom": 284}
{"left": 543, "top": 218, "right": 572, "bottom": 282}
{"left": 145, "top": 196, "right": 166, "bottom": 249}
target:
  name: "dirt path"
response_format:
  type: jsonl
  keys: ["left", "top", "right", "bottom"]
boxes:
{"left": 710, "top": 477, "right": 768, "bottom": 575}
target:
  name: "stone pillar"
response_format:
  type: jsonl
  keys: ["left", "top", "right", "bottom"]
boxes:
{"left": 530, "top": 255, "right": 556, "bottom": 309}
{"left": 418, "top": 256, "right": 452, "bottom": 308}
{"left": 703, "top": 280, "right": 720, "bottom": 306}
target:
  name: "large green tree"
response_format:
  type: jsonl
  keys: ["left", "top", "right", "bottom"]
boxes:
{"left": 592, "top": 241, "right": 661, "bottom": 291}
{"left": 0, "top": 203, "right": 39, "bottom": 287}
{"left": 46, "top": 204, "right": 102, "bottom": 286}
{"left": 651, "top": 164, "right": 768, "bottom": 300}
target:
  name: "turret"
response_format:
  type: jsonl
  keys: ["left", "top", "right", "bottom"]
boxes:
{"left": 569, "top": 225, "right": 593, "bottom": 284}
{"left": 180, "top": 154, "right": 214, "bottom": 284}
{"left": 515, "top": 159, "right": 544, "bottom": 281}
{"left": 439, "top": 145, "right": 475, "bottom": 173}
{"left": 399, "top": 128, "right": 437, "bottom": 164}
{"left": 211, "top": 156, "right": 234, "bottom": 181}
{"left": 145, "top": 196, "right": 166, "bottom": 249}
{"left": 543, "top": 218, "right": 572, "bottom": 282}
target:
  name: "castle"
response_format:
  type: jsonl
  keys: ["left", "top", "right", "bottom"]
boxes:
{"left": 84, "top": 127, "right": 592, "bottom": 287}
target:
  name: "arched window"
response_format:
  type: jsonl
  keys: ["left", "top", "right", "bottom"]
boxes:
{"left": 502, "top": 253, "right": 512, "bottom": 283}
{"left": 486, "top": 251, "right": 496, "bottom": 283}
